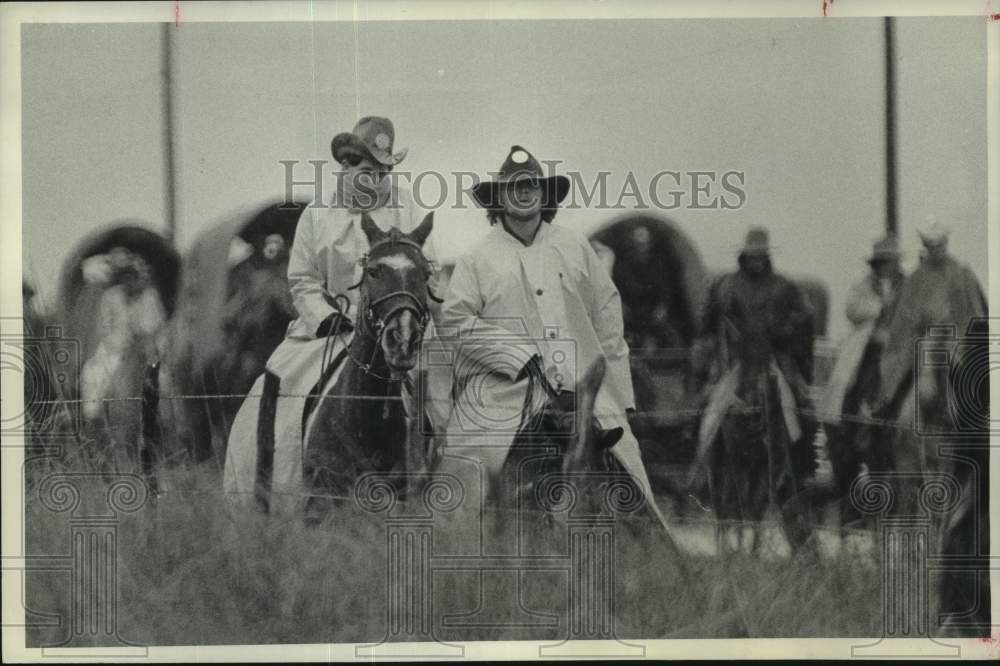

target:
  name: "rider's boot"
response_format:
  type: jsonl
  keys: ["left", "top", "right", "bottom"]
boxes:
{"left": 254, "top": 370, "right": 280, "bottom": 513}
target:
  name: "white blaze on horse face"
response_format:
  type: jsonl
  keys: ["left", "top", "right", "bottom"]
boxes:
{"left": 374, "top": 254, "right": 416, "bottom": 271}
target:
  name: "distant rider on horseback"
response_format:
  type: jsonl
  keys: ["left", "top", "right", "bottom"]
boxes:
{"left": 819, "top": 234, "right": 905, "bottom": 528}
{"left": 690, "top": 227, "right": 819, "bottom": 553}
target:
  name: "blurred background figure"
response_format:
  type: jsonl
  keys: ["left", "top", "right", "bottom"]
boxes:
{"left": 690, "top": 227, "right": 819, "bottom": 555}
{"left": 167, "top": 200, "right": 304, "bottom": 464}
{"left": 220, "top": 231, "right": 295, "bottom": 400}
{"left": 872, "top": 217, "right": 989, "bottom": 636}
{"left": 820, "top": 234, "right": 905, "bottom": 533}
{"left": 79, "top": 246, "right": 167, "bottom": 422}
{"left": 877, "top": 217, "right": 986, "bottom": 425}
{"left": 616, "top": 224, "right": 686, "bottom": 351}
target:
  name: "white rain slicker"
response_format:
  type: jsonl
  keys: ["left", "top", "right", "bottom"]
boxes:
{"left": 224, "top": 185, "right": 451, "bottom": 510}
{"left": 81, "top": 285, "right": 166, "bottom": 420}
{"left": 819, "top": 273, "right": 889, "bottom": 423}
{"left": 436, "top": 221, "right": 668, "bottom": 535}
{"left": 284, "top": 188, "right": 438, "bottom": 341}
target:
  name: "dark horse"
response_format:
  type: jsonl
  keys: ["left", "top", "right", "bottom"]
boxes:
{"left": 486, "top": 353, "right": 691, "bottom": 578}
{"left": 301, "top": 212, "right": 437, "bottom": 519}
{"left": 871, "top": 316, "right": 991, "bottom": 637}
{"left": 496, "top": 354, "right": 634, "bottom": 516}
{"left": 709, "top": 370, "right": 818, "bottom": 556}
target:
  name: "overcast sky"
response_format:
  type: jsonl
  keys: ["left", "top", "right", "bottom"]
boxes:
{"left": 21, "top": 17, "right": 988, "bottom": 340}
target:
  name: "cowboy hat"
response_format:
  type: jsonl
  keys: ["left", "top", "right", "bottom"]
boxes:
{"left": 917, "top": 215, "right": 950, "bottom": 246}
{"left": 471, "top": 145, "right": 570, "bottom": 209}
{"left": 739, "top": 226, "right": 771, "bottom": 256}
{"left": 331, "top": 116, "right": 408, "bottom": 167}
{"left": 867, "top": 234, "right": 902, "bottom": 263}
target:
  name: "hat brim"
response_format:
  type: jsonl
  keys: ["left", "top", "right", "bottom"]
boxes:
{"left": 867, "top": 253, "right": 902, "bottom": 263}
{"left": 470, "top": 174, "right": 570, "bottom": 210}
{"left": 331, "top": 132, "right": 407, "bottom": 167}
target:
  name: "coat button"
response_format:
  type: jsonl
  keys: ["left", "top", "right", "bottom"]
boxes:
{"left": 536, "top": 288, "right": 544, "bottom": 296}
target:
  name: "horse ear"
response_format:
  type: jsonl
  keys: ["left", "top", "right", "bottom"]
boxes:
{"left": 578, "top": 356, "right": 607, "bottom": 402}
{"left": 600, "top": 427, "right": 624, "bottom": 449}
{"left": 360, "top": 212, "right": 387, "bottom": 244}
{"left": 409, "top": 212, "right": 434, "bottom": 247}
{"left": 562, "top": 356, "right": 609, "bottom": 475}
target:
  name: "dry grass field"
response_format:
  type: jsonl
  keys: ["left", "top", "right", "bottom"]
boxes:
{"left": 23, "top": 450, "right": 885, "bottom": 648}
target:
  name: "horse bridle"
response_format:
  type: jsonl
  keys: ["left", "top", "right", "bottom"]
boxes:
{"left": 344, "top": 235, "right": 441, "bottom": 380}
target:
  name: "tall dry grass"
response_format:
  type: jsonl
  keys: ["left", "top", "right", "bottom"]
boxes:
{"left": 24, "top": 449, "right": 883, "bottom": 647}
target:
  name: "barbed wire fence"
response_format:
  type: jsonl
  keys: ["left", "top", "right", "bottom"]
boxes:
{"left": 17, "top": 380, "right": 915, "bottom": 553}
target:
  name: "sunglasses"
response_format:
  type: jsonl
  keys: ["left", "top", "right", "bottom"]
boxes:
{"left": 341, "top": 153, "right": 365, "bottom": 168}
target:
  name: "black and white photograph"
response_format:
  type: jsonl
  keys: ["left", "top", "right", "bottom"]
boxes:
{"left": 2, "top": 0, "right": 996, "bottom": 660}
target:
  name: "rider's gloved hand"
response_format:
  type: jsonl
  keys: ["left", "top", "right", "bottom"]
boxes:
{"left": 316, "top": 312, "right": 354, "bottom": 337}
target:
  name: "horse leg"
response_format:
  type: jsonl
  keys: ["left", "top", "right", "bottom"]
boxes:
{"left": 826, "top": 422, "right": 858, "bottom": 538}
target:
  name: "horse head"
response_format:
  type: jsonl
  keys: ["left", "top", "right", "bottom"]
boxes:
{"left": 561, "top": 356, "right": 624, "bottom": 476}
{"left": 357, "top": 212, "right": 435, "bottom": 378}
{"left": 504, "top": 355, "right": 627, "bottom": 514}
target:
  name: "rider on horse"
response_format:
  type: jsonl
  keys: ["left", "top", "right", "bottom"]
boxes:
{"left": 690, "top": 227, "right": 819, "bottom": 553}
{"left": 872, "top": 218, "right": 989, "bottom": 635}
{"left": 435, "top": 145, "right": 668, "bottom": 534}
{"left": 224, "top": 116, "right": 442, "bottom": 508}
{"left": 820, "top": 234, "right": 905, "bottom": 527}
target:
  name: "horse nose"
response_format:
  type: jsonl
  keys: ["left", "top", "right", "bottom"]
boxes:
{"left": 390, "top": 311, "right": 415, "bottom": 347}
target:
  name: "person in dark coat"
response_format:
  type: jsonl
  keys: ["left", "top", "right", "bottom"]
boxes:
{"left": 691, "top": 227, "right": 819, "bottom": 554}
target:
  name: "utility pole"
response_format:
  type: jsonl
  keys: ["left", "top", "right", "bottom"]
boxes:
{"left": 884, "top": 17, "right": 898, "bottom": 237}
{"left": 161, "top": 22, "right": 178, "bottom": 244}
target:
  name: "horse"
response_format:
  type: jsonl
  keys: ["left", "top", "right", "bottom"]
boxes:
{"left": 707, "top": 368, "right": 819, "bottom": 557}
{"left": 436, "top": 351, "right": 698, "bottom": 632}
{"left": 871, "top": 315, "right": 990, "bottom": 636}
{"left": 298, "top": 216, "right": 675, "bottom": 541}
{"left": 494, "top": 354, "right": 637, "bottom": 517}
{"left": 300, "top": 212, "right": 437, "bottom": 520}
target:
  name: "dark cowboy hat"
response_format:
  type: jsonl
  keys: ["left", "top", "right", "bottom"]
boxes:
{"left": 471, "top": 145, "right": 571, "bottom": 209}
{"left": 867, "top": 234, "right": 902, "bottom": 263}
{"left": 739, "top": 226, "right": 772, "bottom": 256}
{"left": 331, "top": 116, "right": 408, "bottom": 167}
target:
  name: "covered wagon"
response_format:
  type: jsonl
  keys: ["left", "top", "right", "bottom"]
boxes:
{"left": 586, "top": 214, "right": 710, "bottom": 490}
{"left": 168, "top": 199, "right": 306, "bottom": 462}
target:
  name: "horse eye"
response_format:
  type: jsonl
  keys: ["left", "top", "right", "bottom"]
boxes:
{"left": 367, "top": 265, "right": 381, "bottom": 278}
